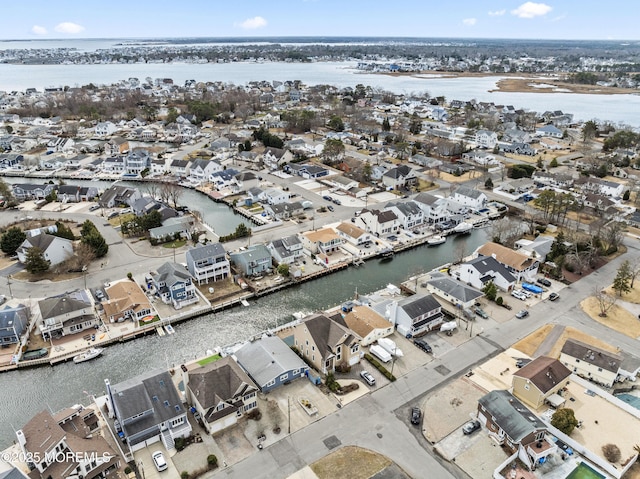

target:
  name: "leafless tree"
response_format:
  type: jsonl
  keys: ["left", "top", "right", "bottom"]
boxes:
{"left": 145, "top": 182, "right": 160, "bottom": 200}
{"left": 166, "top": 182, "right": 183, "bottom": 209}
{"left": 593, "top": 286, "right": 617, "bottom": 317}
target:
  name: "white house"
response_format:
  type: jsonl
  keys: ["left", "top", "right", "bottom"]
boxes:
{"left": 455, "top": 255, "right": 516, "bottom": 292}
{"left": 384, "top": 201, "right": 425, "bottom": 229}
{"left": 535, "top": 124, "right": 563, "bottom": 138}
{"left": 17, "top": 233, "right": 73, "bottom": 266}
{"left": 450, "top": 186, "right": 487, "bottom": 210}
{"left": 357, "top": 209, "right": 400, "bottom": 236}
{"left": 335, "top": 222, "right": 372, "bottom": 246}
{"left": 475, "top": 129, "right": 498, "bottom": 149}
{"left": 95, "top": 121, "right": 118, "bottom": 137}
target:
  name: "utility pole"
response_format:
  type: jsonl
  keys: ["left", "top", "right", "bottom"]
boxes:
{"left": 287, "top": 396, "right": 291, "bottom": 434}
{"left": 7, "top": 275, "right": 13, "bottom": 299}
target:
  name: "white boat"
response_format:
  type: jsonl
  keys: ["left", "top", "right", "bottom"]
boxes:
{"left": 377, "top": 337, "right": 404, "bottom": 357}
{"left": 73, "top": 347, "right": 104, "bottom": 364}
{"left": 240, "top": 299, "right": 250, "bottom": 307}
{"left": 453, "top": 222, "right": 472, "bottom": 234}
{"left": 427, "top": 235, "right": 446, "bottom": 246}
{"left": 164, "top": 324, "right": 175, "bottom": 334}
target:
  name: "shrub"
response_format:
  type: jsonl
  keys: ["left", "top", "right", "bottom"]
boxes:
{"left": 602, "top": 444, "right": 621, "bottom": 463}
{"left": 181, "top": 472, "right": 190, "bottom": 479}
{"left": 175, "top": 436, "right": 186, "bottom": 451}
{"left": 551, "top": 408, "right": 579, "bottom": 435}
{"left": 496, "top": 296, "right": 504, "bottom": 306}
{"left": 207, "top": 454, "right": 218, "bottom": 469}
{"left": 364, "top": 353, "right": 396, "bottom": 381}
{"left": 124, "top": 466, "right": 132, "bottom": 475}
{"left": 247, "top": 408, "right": 262, "bottom": 420}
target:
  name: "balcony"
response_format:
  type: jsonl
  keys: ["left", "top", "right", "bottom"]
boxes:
{"left": 525, "top": 438, "right": 557, "bottom": 463}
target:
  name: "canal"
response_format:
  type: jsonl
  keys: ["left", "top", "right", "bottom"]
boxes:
{"left": 0, "top": 228, "right": 488, "bottom": 447}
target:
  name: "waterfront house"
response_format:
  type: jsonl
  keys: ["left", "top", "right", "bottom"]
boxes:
{"left": 476, "top": 242, "right": 540, "bottom": 282}
{"left": 210, "top": 168, "right": 239, "bottom": 190}
{"left": 17, "top": 233, "right": 73, "bottom": 267}
{"left": 16, "top": 407, "right": 120, "bottom": 479}
{"left": 57, "top": 184, "right": 98, "bottom": 203}
{"left": 105, "top": 369, "right": 191, "bottom": 454}
{"left": 512, "top": 356, "right": 572, "bottom": 410}
{"left": 262, "top": 201, "right": 304, "bottom": 220}
{"left": 151, "top": 158, "right": 167, "bottom": 175}
{"left": 103, "top": 281, "right": 153, "bottom": 324}
{"left": 475, "top": 129, "right": 498, "bottom": 149}
{"left": 384, "top": 201, "right": 425, "bottom": 229}
{"left": 382, "top": 164, "right": 417, "bottom": 190}
{"left": 455, "top": 255, "right": 516, "bottom": 292}
{"left": 188, "top": 158, "right": 222, "bottom": 184}
{"left": 169, "top": 159, "right": 190, "bottom": 177}
{"left": 234, "top": 336, "right": 309, "bottom": 393}
{"left": 413, "top": 192, "right": 451, "bottom": 225}
{"left": 123, "top": 149, "right": 151, "bottom": 176}
{"left": 267, "top": 235, "right": 304, "bottom": 265}
{"left": 37, "top": 291, "right": 97, "bottom": 340}
{"left": 342, "top": 305, "right": 394, "bottom": 347}
{"left": 450, "top": 186, "right": 487, "bottom": 210}
{"left": 357, "top": 209, "right": 400, "bottom": 236}
{"left": 104, "top": 137, "right": 129, "bottom": 156}
{"left": 184, "top": 356, "right": 258, "bottom": 435}
{"left": 263, "top": 188, "right": 290, "bottom": 205}
{"left": 149, "top": 217, "right": 193, "bottom": 244}
{"left": 424, "top": 272, "right": 484, "bottom": 311}
{"left": 387, "top": 293, "right": 444, "bottom": 337}
{"left": 98, "top": 184, "right": 141, "bottom": 208}
{"left": 229, "top": 244, "right": 272, "bottom": 276}
{"left": 560, "top": 339, "right": 622, "bottom": 388}
{"left": 11, "top": 183, "right": 55, "bottom": 201}
{"left": 152, "top": 262, "right": 199, "bottom": 309}
{"left": 101, "top": 156, "right": 125, "bottom": 174}
{"left": 477, "top": 390, "right": 556, "bottom": 470}
{"left": 300, "top": 228, "right": 344, "bottom": 255}
{"left": 233, "top": 171, "right": 260, "bottom": 192}
{"left": 292, "top": 313, "right": 361, "bottom": 374}
{"left": 0, "top": 304, "right": 29, "bottom": 346}
{"left": 185, "top": 243, "right": 230, "bottom": 285}
{"left": 335, "top": 222, "right": 371, "bottom": 247}
{"left": 95, "top": 121, "right": 118, "bottom": 137}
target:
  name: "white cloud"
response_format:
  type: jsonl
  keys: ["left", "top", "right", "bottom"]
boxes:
{"left": 54, "top": 22, "right": 85, "bottom": 34}
{"left": 236, "top": 16, "right": 267, "bottom": 30}
{"left": 511, "top": 2, "right": 552, "bottom": 18}
{"left": 488, "top": 9, "right": 506, "bottom": 16}
{"left": 31, "top": 25, "right": 47, "bottom": 35}
{"left": 463, "top": 18, "right": 477, "bottom": 26}
{"left": 552, "top": 14, "right": 566, "bottom": 22}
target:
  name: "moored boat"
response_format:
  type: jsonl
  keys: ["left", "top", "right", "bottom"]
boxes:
{"left": 73, "top": 347, "right": 104, "bottom": 364}
{"left": 380, "top": 247, "right": 394, "bottom": 259}
{"left": 453, "top": 222, "right": 473, "bottom": 234}
{"left": 22, "top": 348, "right": 49, "bottom": 361}
{"left": 427, "top": 235, "right": 446, "bottom": 246}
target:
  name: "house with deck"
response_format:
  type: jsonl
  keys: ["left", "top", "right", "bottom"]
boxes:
{"left": 476, "top": 242, "right": 540, "bottom": 282}
{"left": 0, "top": 304, "right": 29, "bottom": 346}
{"left": 152, "top": 262, "right": 199, "bottom": 309}
{"left": 512, "top": 356, "right": 572, "bottom": 410}
{"left": 229, "top": 244, "right": 272, "bottom": 276}
{"left": 103, "top": 281, "right": 153, "bottom": 324}
{"left": 267, "top": 235, "right": 304, "bottom": 265}
{"left": 455, "top": 255, "right": 516, "bottom": 292}
{"left": 37, "top": 291, "right": 97, "bottom": 340}
{"left": 185, "top": 243, "right": 230, "bottom": 285}
{"left": 560, "top": 339, "right": 623, "bottom": 388}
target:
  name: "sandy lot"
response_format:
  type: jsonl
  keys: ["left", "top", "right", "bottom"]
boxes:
{"left": 512, "top": 325, "right": 620, "bottom": 359}
{"left": 581, "top": 297, "right": 640, "bottom": 339}
{"left": 310, "top": 446, "right": 391, "bottom": 479}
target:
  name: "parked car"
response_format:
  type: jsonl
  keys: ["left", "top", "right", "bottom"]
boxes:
{"left": 410, "top": 407, "right": 422, "bottom": 425}
{"left": 537, "top": 277, "right": 552, "bottom": 287}
{"left": 515, "top": 310, "right": 529, "bottom": 319}
{"left": 323, "top": 195, "right": 333, "bottom": 202}
{"left": 332, "top": 198, "right": 342, "bottom": 205}
{"left": 152, "top": 451, "right": 168, "bottom": 472}
{"left": 360, "top": 370, "right": 376, "bottom": 386}
{"left": 327, "top": 205, "right": 335, "bottom": 212}
{"left": 462, "top": 420, "right": 481, "bottom": 435}
{"left": 413, "top": 338, "right": 432, "bottom": 353}
{"left": 107, "top": 211, "right": 120, "bottom": 219}
{"left": 89, "top": 204, "right": 100, "bottom": 211}
{"left": 473, "top": 306, "right": 488, "bottom": 319}
{"left": 549, "top": 292, "right": 560, "bottom": 301}
{"left": 516, "top": 358, "right": 532, "bottom": 368}
{"left": 511, "top": 290, "right": 527, "bottom": 301}
{"left": 0, "top": 295, "right": 6, "bottom": 306}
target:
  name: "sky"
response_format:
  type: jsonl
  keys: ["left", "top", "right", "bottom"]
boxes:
{"left": 2, "top": 1, "right": 640, "bottom": 41}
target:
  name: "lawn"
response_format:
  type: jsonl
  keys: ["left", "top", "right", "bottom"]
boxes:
{"left": 511, "top": 324, "right": 554, "bottom": 356}
{"left": 197, "top": 354, "right": 221, "bottom": 366}
{"left": 162, "top": 239, "right": 187, "bottom": 249}
{"left": 581, "top": 297, "right": 640, "bottom": 339}
{"left": 310, "top": 446, "right": 390, "bottom": 479}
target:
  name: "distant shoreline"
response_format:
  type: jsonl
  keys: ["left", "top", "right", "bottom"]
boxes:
{"left": 376, "top": 71, "right": 640, "bottom": 95}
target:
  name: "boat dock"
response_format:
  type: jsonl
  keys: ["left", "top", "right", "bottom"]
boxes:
{"left": 156, "top": 326, "right": 166, "bottom": 337}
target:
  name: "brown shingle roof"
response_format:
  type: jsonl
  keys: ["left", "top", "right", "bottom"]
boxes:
{"left": 343, "top": 306, "right": 390, "bottom": 338}
{"left": 513, "top": 356, "right": 571, "bottom": 394}
{"left": 477, "top": 242, "right": 533, "bottom": 271}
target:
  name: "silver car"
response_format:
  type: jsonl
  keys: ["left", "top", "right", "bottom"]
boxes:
{"left": 360, "top": 370, "right": 376, "bottom": 386}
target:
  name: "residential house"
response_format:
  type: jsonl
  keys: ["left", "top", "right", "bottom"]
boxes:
{"left": 101, "top": 156, "right": 125, "bottom": 174}
{"left": 246, "top": 187, "right": 265, "bottom": 204}
{"left": 11, "top": 183, "right": 55, "bottom": 201}
{"left": 413, "top": 192, "right": 451, "bottom": 224}
{"left": 560, "top": 338, "right": 622, "bottom": 388}
{"left": 233, "top": 171, "right": 260, "bottom": 192}
{"left": 462, "top": 150, "right": 499, "bottom": 166}
{"left": 382, "top": 165, "right": 417, "bottom": 190}
{"left": 57, "top": 185, "right": 98, "bottom": 203}
{"left": 532, "top": 171, "right": 575, "bottom": 189}
{"left": 342, "top": 305, "right": 394, "bottom": 346}
{"left": 150, "top": 159, "right": 167, "bottom": 175}
{"left": 169, "top": 159, "right": 190, "bottom": 177}
{"left": 387, "top": 293, "right": 444, "bottom": 337}
{"left": 210, "top": 169, "right": 239, "bottom": 190}
{"left": 263, "top": 201, "right": 304, "bottom": 220}
{"left": 292, "top": 313, "right": 361, "bottom": 374}
{"left": 503, "top": 128, "right": 532, "bottom": 144}
{"left": 95, "top": 121, "right": 118, "bottom": 137}
{"left": 0, "top": 304, "right": 29, "bottom": 346}
{"left": 455, "top": 255, "right": 516, "bottom": 292}
{"left": 384, "top": 201, "right": 425, "bottom": 229}
{"left": 98, "top": 184, "right": 141, "bottom": 208}
{"left": 102, "top": 281, "right": 153, "bottom": 324}
{"left": 229, "top": 244, "right": 272, "bottom": 276}
{"left": 37, "top": 291, "right": 97, "bottom": 340}
{"left": 424, "top": 272, "right": 484, "bottom": 310}
{"left": 451, "top": 186, "right": 487, "bottom": 210}
{"left": 475, "top": 129, "right": 498, "bottom": 149}
{"left": 536, "top": 124, "right": 563, "bottom": 138}
{"left": 104, "top": 137, "right": 129, "bottom": 156}
{"left": 234, "top": 336, "right": 309, "bottom": 393}
{"left": 501, "top": 142, "right": 537, "bottom": 155}
{"left": 476, "top": 242, "right": 540, "bottom": 282}
{"left": 149, "top": 216, "right": 193, "bottom": 244}
{"left": 152, "top": 262, "right": 199, "bottom": 309}
{"left": 357, "top": 209, "right": 400, "bottom": 236}
{"left": 335, "top": 222, "right": 372, "bottom": 246}
{"left": 512, "top": 356, "right": 572, "bottom": 410}
{"left": 262, "top": 148, "right": 293, "bottom": 171}
{"left": 185, "top": 243, "right": 230, "bottom": 285}
{"left": 188, "top": 158, "right": 222, "bottom": 184}
{"left": 284, "top": 163, "right": 329, "bottom": 179}
{"left": 184, "top": 356, "right": 258, "bottom": 434}
{"left": 513, "top": 236, "right": 554, "bottom": 263}
{"left": 15, "top": 408, "right": 120, "bottom": 479}
{"left": 124, "top": 150, "right": 151, "bottom": 176}
{"left": 267, "top": 235, "right": 304, "bottom": 265}
{"left": 300, "top": 228, "right": 344, "bottom": 255}
{"left": 477, "top": 390, "right": 556, "bottom": 470}
{"left": 105, "top": 369, "right": 191, "bottom": 453}
{"left": 17, "top": 233, "right": 73, "bottom": 267}
{"left": 575, "top": 177, "right": 625, "bottom": 198}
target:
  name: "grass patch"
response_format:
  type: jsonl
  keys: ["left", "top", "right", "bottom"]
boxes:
{"left": 310, "top": 446, "right": 391, "bottom": 479}
{"left": 197, "top": 354, "right": 221, "bottom": 366}
{"left": 163, "top": 239, "right": 187, "bottom": 249}
{"left": 364, "top": 353, "right": 396, "bottom": 381}
{"left": 511, "top": 324, "right": 554, "bottom": 357}
{"left": 581, "top": 297, "right": 640, "bottom": 339}
{"left": 547, "top": 326, "right": 621, "bottom": 358}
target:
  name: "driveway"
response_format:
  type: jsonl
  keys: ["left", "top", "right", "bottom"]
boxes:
{"left": 0, "top": 261, "right": 24, "bottom": 278}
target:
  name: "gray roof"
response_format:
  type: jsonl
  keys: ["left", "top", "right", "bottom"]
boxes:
{"left": 234, "top": 336, "right": 307, "bottom": 388}
{"left": 110, "top": 369, "right": 183, "bottom": 438}
{"left": 153, "top": 262, "right": 192, "bottom": 288}
{"left": 478, "top": 390, "right": 546, "bottom": 443}
{"left": 386, "top": 200, "right": 422, "bottom": 217}
{"left": 0, "top": 468, "right": 28, "bottom": 479}
{"left": 301, "top": 313, "right": 358, "bottom": 361}
{"left": 187, "top": 356, "right": 256, "bottom": 410}
{"left": 466, "top": 256, "right": 516, "bottom": 283}
{"left": 454, "top": 186, "right": 484, "bottom": 200}
{"left": 0, "top": 305, "right": 29, "bottom": 340}
{"left": 38, "top": 295, "right": 90, "bottom": 319}
{"left": 427, "top": 273, "right": 484, "bottom": 303}
{"left": 186, "top": 243, "right": 227, "bottom": 263}
{"left": 413, "top": 192, "right": 440, "bottom": 207}
{"left": 398, "top": 294, "right": 441, "bottom": 319}
{"left": 561, "top": 339, "right": 622, "bottom": 373}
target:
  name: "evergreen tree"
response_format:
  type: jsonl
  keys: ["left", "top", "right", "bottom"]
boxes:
{"left": 25, "top": 247, "right": 50, "bottom": 274}
{"left": 53, "top": 221, "right": 75, "bottom": 240}
{"left": 382, "top": 117, "right": 391, "bottom": 132}
{"left": 0, "top": 227, "right": 26, "bottom": 255}
{"left": 613, "top": 260, "right": 632, "bottom": 297}
{"left": 551, "top": 408, "right": 579, "bottom": 435}
{"left": 482, "top": 281, "right": 497, "bottom": 301}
